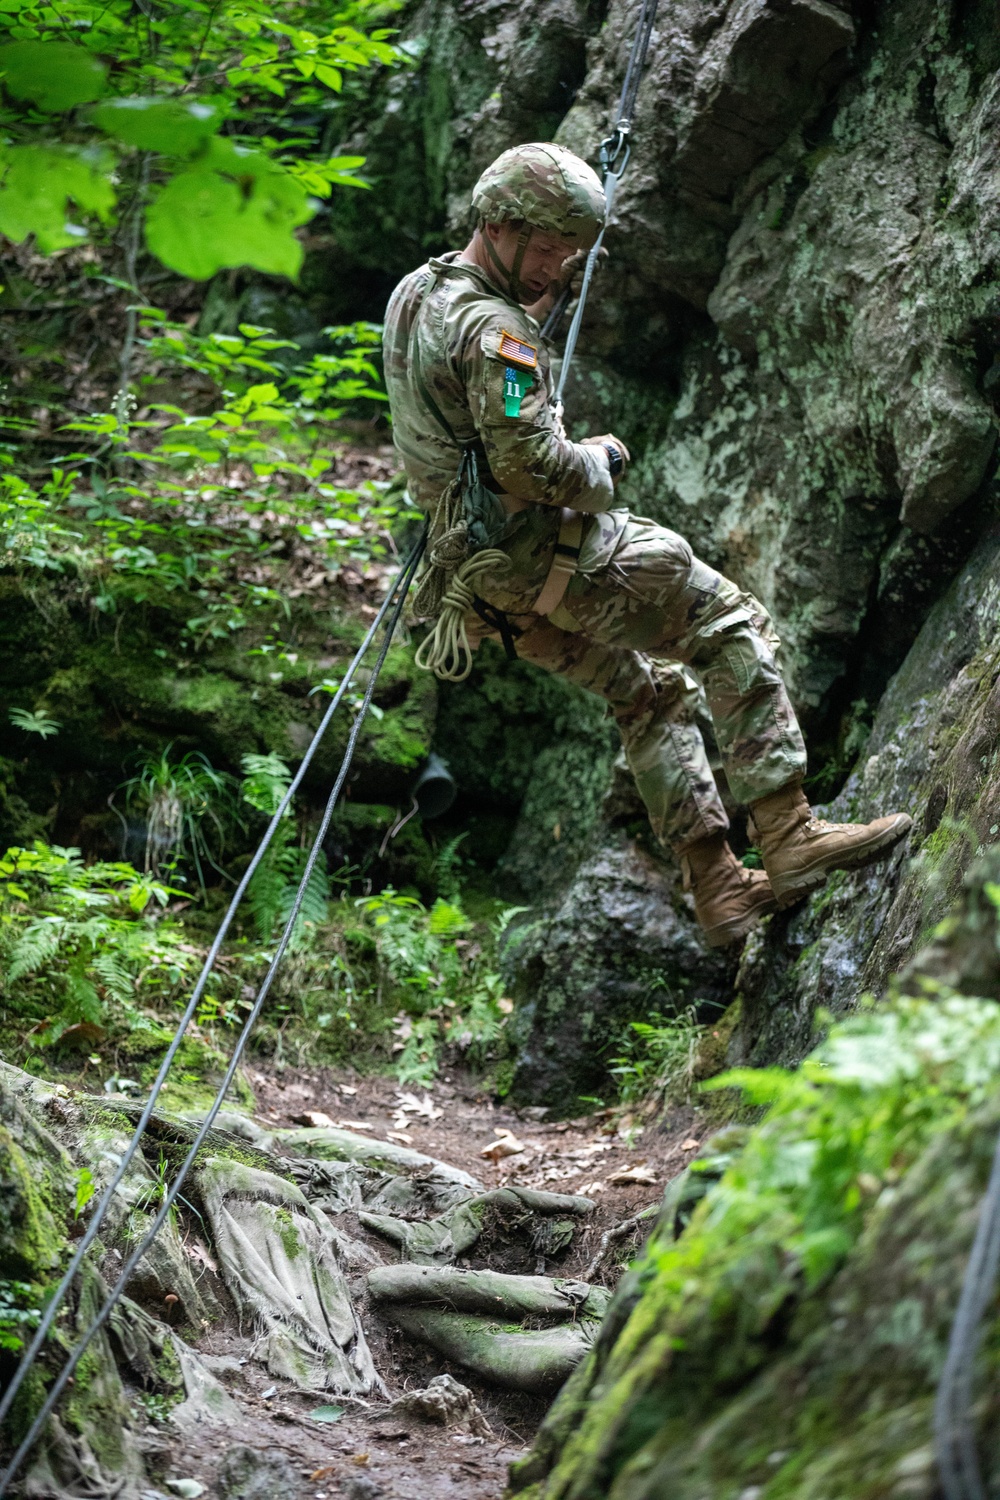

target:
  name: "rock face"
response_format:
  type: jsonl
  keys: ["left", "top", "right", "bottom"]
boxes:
{"left": 503, "top": 831, "right": 733, "bottom": 1111}
{"left": 318, "top": 0, "right": 1000, "bottom": 1097}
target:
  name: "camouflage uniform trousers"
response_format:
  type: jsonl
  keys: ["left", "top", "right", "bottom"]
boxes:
{"left": 471, "top": 517, "right": 807, "bottom": 852}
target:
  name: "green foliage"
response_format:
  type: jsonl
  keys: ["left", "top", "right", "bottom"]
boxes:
{"left": 120, "top": 746, "right": 237, "bottom": 888}
{"left": 689, "top": 991, "right": 1000, "bottom": 1287}
{"left": 0, "top": 841, "right": 194, "bottom": 1043}
{"left": 0, "top": 310, "right": 413, "bottom": 651}
{"left": 73, "top": 1166, "right": 96, "bottom": 1219}
{"left": 609, "top": 1008, "right": 702, "bottom": 1109}
{"left": 0, "top": 0, "right": 406, "bottom": 277}
{"left": 358, "top": 889, "right": 516, "bottom": 1085}
{"left": 0, "top": 1278, "right": 41, "bottom": 1354}
{"left": 240, "top": 752, "right": 293, "bottom": 817}
{"left": 239, "top": 751, "right": 330, "bottom": 949}
{"left": 246, "top": 824, "right": 331, "bottom": 950}
{"left": 0, "top": 141, "right": 115, "bottom": 250}
{"left": 533, "top": 991, "right": 1000, "bottom": 1497}
{"left": 8, "top": 708, "right": 60, "bottom": 739}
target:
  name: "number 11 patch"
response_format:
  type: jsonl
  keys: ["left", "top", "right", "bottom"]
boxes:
{"left": 504, "top": 365, "right": 531, "bottom": 417}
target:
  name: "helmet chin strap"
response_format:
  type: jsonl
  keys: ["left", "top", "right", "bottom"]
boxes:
{"left": 481, "top": 221, "right": 535, "bottom": 304}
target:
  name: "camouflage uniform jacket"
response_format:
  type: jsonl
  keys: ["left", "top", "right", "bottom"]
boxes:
{"left": 383, "top": 252, "right": 627, "bottom": 613}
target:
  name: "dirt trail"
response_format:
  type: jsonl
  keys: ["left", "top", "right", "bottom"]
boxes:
{"left": 153, "top": 1063, "right": 694, "bottom": 1500}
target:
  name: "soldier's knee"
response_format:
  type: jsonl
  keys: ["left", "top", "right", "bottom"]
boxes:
{"left": 697, "top": 623, "right": 783, "bottom": 699}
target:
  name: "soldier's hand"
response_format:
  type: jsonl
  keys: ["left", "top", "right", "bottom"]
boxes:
{"left": 581, "top": 433, "right": 630, "bottom": 485}
{"left": 558, "top": 245, "right": 608, "bottom": 299}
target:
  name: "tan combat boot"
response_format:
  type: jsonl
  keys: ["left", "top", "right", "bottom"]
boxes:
{"left": 750, "top": 783, "right": 912, "bottom": 907}
{"left": 681, "top": 832, "right": 779, "bottom": 949}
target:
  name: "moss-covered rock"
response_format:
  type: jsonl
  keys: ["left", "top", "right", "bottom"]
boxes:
{"left": 508, "top": 857, "right": 1000, "bottom": 1497}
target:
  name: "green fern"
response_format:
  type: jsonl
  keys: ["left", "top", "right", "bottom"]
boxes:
{"left": 64, "top": 968, "right": 103, "bottom": 1025}
{"left": 7, "top": 918, "right": 64, "bottom": 982}
{"left": 247, "top": 827, "right": 329, "bottom": 949}
{"left": 93, "top": 949, "right": 137, "bottom": 1005}
{"left": 247, "top": 823, "right": 294, "bottom": 943}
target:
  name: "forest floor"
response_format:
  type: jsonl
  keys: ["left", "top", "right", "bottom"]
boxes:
{"left": 148, "top": 1062, "right": 697, "bottom": 1500}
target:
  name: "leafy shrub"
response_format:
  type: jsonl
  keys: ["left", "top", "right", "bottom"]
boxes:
{"left": 0, "top": 841, "right": 193, "bottom": 1044}
{"left": 529, "top": 990, "right": 1000, "bottom": 1497}
{"left": 0, "top": 1279, "right": 41, "bottom": 1354}
{"left": 609, "top": 1008, "right": 703, "bottom": 1109}
{"left": 0, "top": 0, "right": 405, "bottom": 279}
{"left": 358, "top": 889, "right": 516, "bottom": 1086}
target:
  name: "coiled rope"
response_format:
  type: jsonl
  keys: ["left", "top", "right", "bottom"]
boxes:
{"left": 414, "top": 546, "right": 510, "bottom": 681}
{"left": 934, "top": 1122, "right": 1000, "bottom": 1499}
{"left": 0, "top": 524, "right": 427, "bottom": 1494}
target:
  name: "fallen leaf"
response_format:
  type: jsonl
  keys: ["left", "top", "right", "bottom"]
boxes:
{"left": 165, "top": 1482, "right": 205, "bottom": 1499}
{"left": 183, "top": 1239, "right": 218, "bottom": 1274}
{"left": 481, "top": 1128, "right": 525, "bottom": 1162}
{"left": 577, "top": 1180, "right": 607, "bottom": 1195}
{"left": 351, "top": 1452, "right": 370, "bottom": 1466}
{"left": 295, "top": 1110, "right": 335, "bottom": 1128}
{"left": 339, "top": 1084, "right": 357, "bottom": 1096}
{"left": 337, "top": 1119, "right": 374, "bottom": 1130}
{"left": 309, "top": 1404, "right": 345, "bottom": 1424}
{"left": 681, "top": 1138, "right": 701, "bottom": 1151}
{"left": 310, "top": 1466, "right": 335, "bottom": 1481}
{"left": 393, "top": 1090, "right": 443, "bottom": 1121}
{"left": 387, "top": 1130, "right": 413, "bottom": 1145}
{"left": 57, "top": 1021, "right": 107, "bottom": 1050}
{"left": 606, "top": 1163, "right": 658, "bottom": 1185}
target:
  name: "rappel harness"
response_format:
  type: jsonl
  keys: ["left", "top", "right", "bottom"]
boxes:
{"left": 0, "top": 8, "right": 663, "bottom": 1490}
{"left": 414, "top": 0, "right": 662, "bottom": 682}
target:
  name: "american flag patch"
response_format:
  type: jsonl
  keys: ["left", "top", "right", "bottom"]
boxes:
{"left": 498, "top": 329, "right": 538, "bottom": 370}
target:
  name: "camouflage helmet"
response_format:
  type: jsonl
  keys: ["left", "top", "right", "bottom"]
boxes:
{"left": 471, "top": 143, "right": 606, "bottom": 248}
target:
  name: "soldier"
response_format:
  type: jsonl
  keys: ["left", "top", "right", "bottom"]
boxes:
{"left": 382, "top": 142, "right": 911, "bottom": 948}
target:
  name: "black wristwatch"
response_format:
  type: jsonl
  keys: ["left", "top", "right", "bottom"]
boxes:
{"left": 603, "top": 442, "right": 624, "bottom": 478}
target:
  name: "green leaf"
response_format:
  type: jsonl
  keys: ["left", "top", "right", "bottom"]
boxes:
{"left": 0, "top": 144, "right": 115, "bottom": 251}
{"left": 145, "top": 145, "right": 311, "bottom": 280}
{"left": 308, "top": 1404, "right": 344, "bottom": 1423}
{"left": 0, "top": 41, "right": 106, "bottom": 111}
{"left": 92, "top": 96, "right": 225, "bottom": 156}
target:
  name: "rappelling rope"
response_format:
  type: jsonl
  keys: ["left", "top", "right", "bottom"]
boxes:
{"left": 0, "top": 526, "right": 427, "bottom": 1495}
{"left": 548, "top": 0, "right": 661, "bottom": 393}
{"left": 934, "top": 1121, "right": 1000, "bottom": 1499}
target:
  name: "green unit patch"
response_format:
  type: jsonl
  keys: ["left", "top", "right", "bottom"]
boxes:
{"left": 503, "top": 365, "right": 531, "bottom": 418}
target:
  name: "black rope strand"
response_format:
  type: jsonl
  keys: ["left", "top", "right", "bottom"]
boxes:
{"left": 615, "top": 0, "right": 660, "bottom": 137}
{"left": 552, "top": 0, "right": 661, "bottom": 401}
{"left": 934, "top": 1123, "right": 1000, "bottom": 1500}
{"left": 0, "top": 527, "right": 426, "bottom": 1476}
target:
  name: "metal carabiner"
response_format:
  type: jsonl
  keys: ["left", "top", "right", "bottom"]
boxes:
{"left": 598, "top": 124, "right": 631, "bottom": 180}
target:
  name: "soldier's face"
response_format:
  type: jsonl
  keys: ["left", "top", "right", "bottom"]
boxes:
{"left": 485, "top": 221, "right": 581, "bottom": 300}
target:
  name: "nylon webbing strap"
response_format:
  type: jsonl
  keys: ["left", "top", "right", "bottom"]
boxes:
{"left": 533, "top": 507, "right": 583, "bottom": 617}
{"left": 471, "top": 595, "right": 523, "bottom": 660}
